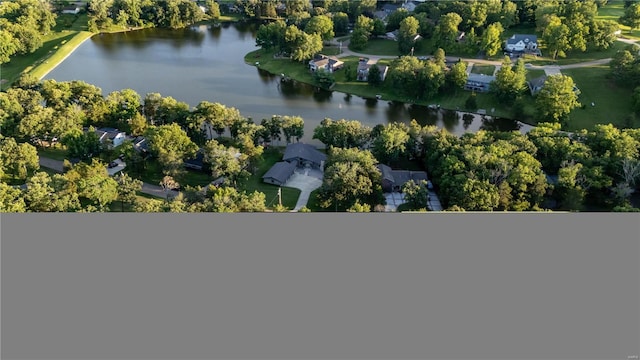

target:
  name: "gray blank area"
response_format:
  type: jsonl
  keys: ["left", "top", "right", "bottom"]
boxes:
{"left": 2, "top": 213, "right": 639, "bottom": 360}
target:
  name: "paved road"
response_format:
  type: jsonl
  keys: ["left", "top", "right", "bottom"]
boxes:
{"left": 38, "top": 156, "right": 177, "bottom": 199}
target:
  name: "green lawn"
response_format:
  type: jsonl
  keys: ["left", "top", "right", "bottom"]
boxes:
{"left": 471, "top": 64, "right": 495, "bottom": 75}
{"left": 351, "top": 38, "right": 400, "bottom": 56}
{"left": 561, "top": 66, "right": 638, "bottom": 130}
{"left": 596, "top": 0, "right": 640, "bottom": 41}
{"left": 1, "top": 14, "right": 93, "bottom": 89}
{"left": 245, "top": 50, "right": 316, "bottom": 84}
{"left": 124, "top": 159, "right": 214, "bottom": 189}
{"left": 108, "top": 192, "right": 158, "bottom": 212}
{"left": 37, "top": 146, "right": 68, "bottom": 161}
{"left": 238, "top": 147, "right": 301, "bottom": 210}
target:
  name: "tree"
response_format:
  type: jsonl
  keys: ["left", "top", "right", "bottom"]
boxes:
{"left": 0, "top": 182, "right": 26, "bottom": 212}
{"left": 203, "top": 139, "right": 244, "bottom": 185}
{"left": 386, "top": 8, "right": 409, "bottom": 32}
{"left": 0, "top": 29, "right": 18, "bottom": 64}
{"left": 65, "top": 159, "right": 119, "bottom": 210}
{"left": 159, "top": 175, "right": 179, "bottom": 201}
{"left": 372, "top": 122, "right": 410, "bottom": 164}
{"left": 114, "top": 172, "right": 143, "bottom": 212}
{"left": 481, "top": 22, "right": 504, "bottom": 57}
{"left": 312, "top": 118, "right": 372, "bottom": 149}
{"left": 145, "top": 123, "right": 199, "bottom": 175}
{"left": 347, "top": 200, "right": 371, "bottom": 212}
{"left": 281, "top": 115, "right": 304, "bottom": 143}
{"left": 206, "top": 0, "right": 220, "bottom": 19}
{"left": 542, "top": 15, "right": 572, "bottom": 60}
{"left": 433, "top": 12, "right": 462, "bottom": 51}
{"left": 535, "top": 74, "right": 581, "bottom": 123}
{"left": 350, "top": 15, "right": 374, "bottom": 51}
{"left": 372, "top": 18, "right": 386, "bottom": 37}
{"left": 588, "top": 19, "right": 618, "bottom": 50}
{"left": 367, "top": 64, "right": 382, "bottom": 86}
{"left": 418, "top": 61, "right": 445, "bottom": 99}
{"left": 285, "top": 25, "right": 322, "bottom": 62}
{"left": 313, "top": 68, "right": 335, "bottom": 88}
{"left": 402, "top": 179, "right": 430, "bottom": 210}
{"left": 25, "top": 172, "right": 80, "bottom": 212}
{"left": 620, "top": 2, "right": 640, "bottom": 29}
{"left": 61, "top": 127, "right": 104, "bottom": 162}
{"left": 398, "top": 16, "right": 420, "bottom": 54}
{"left": 305, "top": 15, "right": 334, "bottom": 41}
{"left": 0, "top": 136, "right": 40, "bottom": 181}
{"left": 446, "top": 61, "right": 468, "bottom": 90}
{"left": 332, "top": 12, "right": 349, "bottom": 35}
{"left": 256, "top": 20, "right": 287, "bottom": 51}
{"left": 317, "top": 147, "right": 383, "bottom": 211}
{"left": 491, "top": 56, "right": 527, "bottom": 104}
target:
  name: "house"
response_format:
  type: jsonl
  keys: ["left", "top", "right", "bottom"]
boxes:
{"left": 528, "top": 75, "right": 581, "bottom": 96}
{"left": 283, "top": 142, "right": 327, "bottom": 170}
{"left": 382, "top": 4, "right": 400, "bottom": 14}
{"left": 402, "top": 1, "right": 417, "bottom": 12}
{"left": 131, "top": 136, "right": 149, "bottom": 155}
{"left": 373, "top": 10, "right": 388, "bottom": 21}
{"left": 528, "top": 75, "right": 547, "bottom": 95}
{"left": 377, "top": 164, "right": 428, "bottom": 192}
{"left": 505, "top": 34, "right": 538, "bottom": 53}
{"left": 385, "top": 30, "right": 399, "bottom": 41}
{"left": 61, "top": 6, "right": 80, "bottom": 14}
{"left": 464, "top": 73, "right": 495, "bottom": 92}
{"left": 356, "top": 58, "right": 389, "bottom": 82}
{"left": 89, "top": 127, "right": 126, "bottom": 148}
{"left": 184, "top": 151, "right": 205, "bottom": 171}
{"left": 309, "top": 54, "right": 344, "bottom": 73}
{"left": 262, "top": 161, "right": 297, "bottom": 186}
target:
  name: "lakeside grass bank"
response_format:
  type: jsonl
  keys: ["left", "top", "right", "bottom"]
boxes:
{"left": 245, "top": 48, "right": 538, "bottom": 125}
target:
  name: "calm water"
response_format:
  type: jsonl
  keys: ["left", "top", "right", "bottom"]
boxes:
{"left": 44, "top": 22, "right": 532, "bottom": 144}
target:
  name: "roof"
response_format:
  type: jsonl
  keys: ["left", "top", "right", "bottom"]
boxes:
{"left": 283, "top": 143, "right": 327, "bottom": 165}
{"left": 95, "top": 127, "right": 125, "bottom": 140}
{"left": 382, "top": 4, "right": 400, "bottom": 12}
{"left": 466, "top": 73, "right": 495, "bottom": 84}
{"left": 377, "top": 164, "right": 428, "bottom": 187}
{"left": 506, "top": 34, "right": 537, "bottom": 45}
{"left": 528, "top": 75, "right": 547, "bottom": 89}
{"left": 262, "top": 161, "right": 296, "bottom": 184}
{"left": 184, "top": 152, "right": 205, "bottom": 169}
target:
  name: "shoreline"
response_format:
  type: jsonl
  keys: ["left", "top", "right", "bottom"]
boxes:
{"left": 33, "top": 31, "right": 95, "bottom": 81}
{"left": 245, "top": 53, "right": 537, "bottom": 132}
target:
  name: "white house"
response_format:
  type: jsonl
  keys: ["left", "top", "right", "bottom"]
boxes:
{"left": 94, "top": 128, "right": 127, "bottom": 148}
{"left": 505, "top": 34, "right": 538, "bottom": 53}
{"left": 309, "top": 54, "right": 344, "bottom": 73}
{"left": 61, "top": 6, "right": 80, "bottom": 14}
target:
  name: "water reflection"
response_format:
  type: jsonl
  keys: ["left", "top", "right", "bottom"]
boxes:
{"left": 44, "top": 21, "right": 531, "bottom": 141}
{"left": 480, "top": 115, "right": 522, "bottom": 132}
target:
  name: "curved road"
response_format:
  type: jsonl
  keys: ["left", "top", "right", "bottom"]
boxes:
{"left": 329, "top": 37, "right": 636, "bottom": 71}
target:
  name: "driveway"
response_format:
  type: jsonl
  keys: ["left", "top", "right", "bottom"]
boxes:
{"left": 106, "top": 159, "right": 126, "bottom": 176}
{"left": 384, "top": 192, "right": 406, "bottom": 212}
{"left": 284, "top": 168, "right": 323, "bottom": 211}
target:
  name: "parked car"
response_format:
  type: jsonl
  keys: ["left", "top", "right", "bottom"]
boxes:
{"left": 108, "top": 161, "right": 118, "bottom": 168}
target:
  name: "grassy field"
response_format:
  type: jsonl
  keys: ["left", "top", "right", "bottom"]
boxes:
{"left": 596, "top": 0, "right": 640, "bottom": 41}
{"left": 37, "top": 146, "right": 68, "bottom": 161}
{"left": 1, "top": 14, "right": 93, "bottom": 89}
{"left": 471, "top": 64, "right": 495, "bottom": 75}
{"left": 561, "top": 66, "right": 638, "bottom": 130}
{"left": 238, "top": 147, "right": 301, "bottom": 210}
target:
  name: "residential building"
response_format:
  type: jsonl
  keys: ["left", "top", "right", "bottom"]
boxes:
{"left": 309, "top": 54, "right": 344, "bottom": 73}
{"left": 92, "top": 127, "right": 127, "bottom": 148}
{"left": 282, "top": 142, "right": 327, "bottom": 169}
{"left": 464, "top": 73, "right": 495, "bottom": 92}
{"left": 356, "top": 58, "right": 389, "bottom": 82}
{"left": 262, "top": 161, "right": 297, "bottom": 186}
{"left": 377, "top": 164, "right": 428, "bottom": 193}
{"left": 505, "top": 34, "right": 538, "bottom": 54}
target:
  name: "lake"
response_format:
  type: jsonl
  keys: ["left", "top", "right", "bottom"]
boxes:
{"left": 44, "top": 22, "right": 532, "bottom": 144}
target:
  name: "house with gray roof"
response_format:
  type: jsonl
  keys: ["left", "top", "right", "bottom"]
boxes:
{"left": 262, "top": 161, "right": 297, "bottom": 186}
{"left": 283, "top": 143, "right": 327, "bottom": 170}
{"left": 377, "top": 164, "right": 428, "bottom": 192}
{"left": 357, "top": 58, "right": 389, "bottom": 82}
{"left": 528, "top": 75, "right": 547, "bottom": 95}
{"left": 505, "top": 34, "right": 539, "bottom": 55}
{"left": 464, "top": 73, "right": 495, "bottom": 92}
